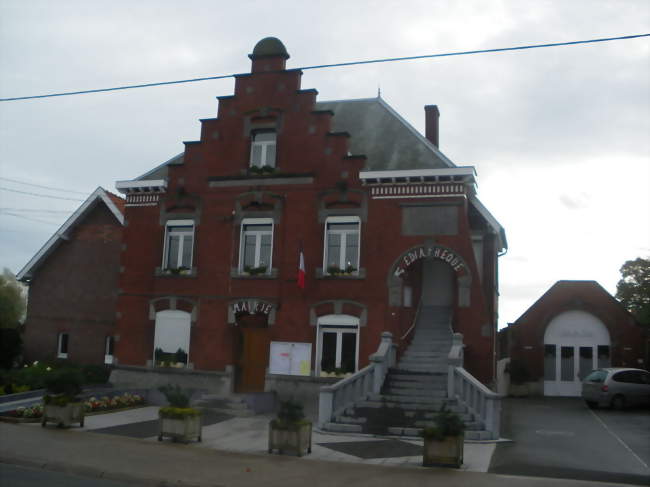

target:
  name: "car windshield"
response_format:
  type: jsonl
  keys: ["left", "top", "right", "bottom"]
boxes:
{"left": 584, "top": 370, "right": 607, "bottom": 383}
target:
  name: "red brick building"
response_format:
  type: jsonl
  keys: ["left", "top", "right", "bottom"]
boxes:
{"left": 501, "top": 280, "right": 647, "bottom": 396}
{"left": 113, "top": 38, "right": 506, "bottom": 393}
{"left": 17, "top": 188, "right": 124, "bottom": 365}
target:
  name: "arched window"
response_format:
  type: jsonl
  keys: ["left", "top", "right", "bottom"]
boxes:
{"left": 153, "top": 310, "right": 191, "bottom": 366}
{"left": 316, "top": 314, "right": 359, "bottom": 376}
{"left": 250, "top": 130, "right": 276, "bottom": 168}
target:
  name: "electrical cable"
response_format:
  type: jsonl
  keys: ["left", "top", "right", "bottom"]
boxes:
{"left": 0, "top": 177, "right": 90, "bottom": 195}
{"left": 1, "top": 34, "right": 647, "bottom": 102}
{"left": 0, "top": 208, "right": 72, "bottom": 214}
{"left": 1, "top": 212, "right": 62, "bottom": 225}
{"left": 0, "top": 187, "right": 85, "bottom": 202}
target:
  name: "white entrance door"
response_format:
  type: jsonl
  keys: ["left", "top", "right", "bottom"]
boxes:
{"left": 543, "top": 310, "right": 611, "bottom": 397}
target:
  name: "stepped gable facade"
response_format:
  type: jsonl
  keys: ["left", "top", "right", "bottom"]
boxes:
{"left": 113, "top": 37, "right": 506, "bottom": 390}
{"left": 17, "top": 188, "right": 125, "bottom": 365}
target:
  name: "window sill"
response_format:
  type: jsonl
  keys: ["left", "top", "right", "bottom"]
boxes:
{"left": 315, "top": 268, "right": 366, "bottom": 279}
{"left": 155, "top": 267, "right": 197, "bottom": 278}
{"left": 230, "top": 268, "right": 279, "bottom": 279}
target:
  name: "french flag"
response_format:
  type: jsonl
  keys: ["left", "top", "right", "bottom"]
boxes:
{"left": 297, "top": 246, "right": 305, "bottom": 289}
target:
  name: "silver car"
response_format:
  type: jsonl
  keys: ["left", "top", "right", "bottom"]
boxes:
{"left": 582, "top": 368, "right": 650, "bottom": 409}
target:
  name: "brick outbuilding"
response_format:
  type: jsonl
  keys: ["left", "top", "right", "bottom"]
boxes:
{"left": 500, "top": 280, "right": 647, "bottom": 396}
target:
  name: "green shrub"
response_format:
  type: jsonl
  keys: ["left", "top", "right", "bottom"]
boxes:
{"left": 271, "top": 399, "right": 309, "bottom": 430}
{"left": 158, "top": 407, "right": 201, "bottom": 419}
{"left": 81, "top": 365, "right": 110, "bottom": 384}
{"left": 158, "top": 384, "right": 190, "bottom": 408}
{"left": 43, "top": 368, "right": 83, "bottom": 396}
{"left": 421, "top": 404, "right": 465, "bottom": 440}
{"left": 43, "top": 394, "right": 79, "bottom": 406}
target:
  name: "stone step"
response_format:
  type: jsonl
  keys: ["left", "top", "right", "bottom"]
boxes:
{"left": 399, "top": 357, "right": 448, "bottom": 364}
{"left": 387, "top": 374, "right": 447, "bottom": 382}
{"left": 368, "top": 392, "right": 446, "bottom": 402}
{"left": 382, "top": 388, "right": 447, "bottom": 398}
{"left": 353, "top": 400, "right": 453, "bottom": 411}
{"left": 397, "top": 365, "right": 448, "bottom": 373}
{"left": 401, "top": 353, "right": 448, "bottom": 360}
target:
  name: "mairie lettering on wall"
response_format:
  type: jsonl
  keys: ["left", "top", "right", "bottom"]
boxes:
{"left": 394, "top": 245, "right": 466, "bottom": 278}
{"left": 232, "top": 300, "right": 274, "bottom": 317}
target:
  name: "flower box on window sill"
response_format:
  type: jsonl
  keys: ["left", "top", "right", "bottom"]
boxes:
{"left": 315, "top": 267, "right": 366, "bottom": 279}
{"left": 231, "top": 268, "right": 278, "bottom": 279}
{"left": 155, "top": 267, "right": 196, "bottom": 277}
{"left": 248, "top": 165, "right": 277, "bottom": 176}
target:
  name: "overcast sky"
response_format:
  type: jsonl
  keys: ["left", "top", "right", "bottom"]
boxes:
{"left": 1, "top": 0, "right": 648, "bottom": 327}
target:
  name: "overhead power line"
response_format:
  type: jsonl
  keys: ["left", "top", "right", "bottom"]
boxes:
{"left": 1, "top": 212, "right": 61, "bottom": 225}
{"left": 0, "top": 208, "right": 72, "bottom": 214}
{"left": 0, "top": 187, "right": 85, "bottom": 202}
{"left": 1, "top": 33, "right": 647, "bottom": 102}
{"left": 0, "top": 176, "right": 90, "bottom": 195}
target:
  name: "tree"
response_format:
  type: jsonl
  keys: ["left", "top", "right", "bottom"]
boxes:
{"left": 0, "top": 268, "right": 26, "bottom": 328}
{"left": 616, "top": 257, "right": 650, "bottom": 327}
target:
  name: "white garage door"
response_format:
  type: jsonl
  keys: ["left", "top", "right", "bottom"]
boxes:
{"left": 543, "top": 310, "right": 611, "bottom": 397}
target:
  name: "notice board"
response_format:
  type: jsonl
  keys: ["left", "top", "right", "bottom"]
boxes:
{"left": 269, "top": 342, "right": 312, "bottom": 376}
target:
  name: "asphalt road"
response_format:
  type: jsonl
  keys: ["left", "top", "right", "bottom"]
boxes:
{"left": 0, "top": 463, "right": 142, "bottom": 487}
{"left": 489, "top": 397, "right": 650, "bottom": 486}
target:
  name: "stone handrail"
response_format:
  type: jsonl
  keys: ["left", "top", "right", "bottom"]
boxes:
{"left": 448, "top": 365, "right": 502, "bottom": 440}
{"left": 318, "top": 331, "right": 396, "bottom": 428}
{"left": 400, "top": 299, "right": 422, "bottom": 341}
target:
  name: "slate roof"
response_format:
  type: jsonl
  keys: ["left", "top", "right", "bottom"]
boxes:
{"left": 133, "top": 97, "right": 455, "bottom": 180}
{"left": 315, "top": 97, "right": 455, "bottom": 171}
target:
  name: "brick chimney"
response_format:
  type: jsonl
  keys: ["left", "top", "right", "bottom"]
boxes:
{"left": 424, "top": 105, "right": 440, "bottom": 148}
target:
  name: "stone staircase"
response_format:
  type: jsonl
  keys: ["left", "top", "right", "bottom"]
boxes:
{"left": 322, "top": 306, "right": 493, "bottom": 440}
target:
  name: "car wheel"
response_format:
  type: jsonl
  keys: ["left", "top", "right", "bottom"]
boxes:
{"left": 611, "top": 395, "right": 626, "bottom": 410}
{"left": 585, "top": 400, "right": 598, "bottom": 409}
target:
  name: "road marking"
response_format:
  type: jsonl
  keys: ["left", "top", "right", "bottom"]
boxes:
{"left": 589, "top": 409, "right": 649, "bottom": 470}
{"left": 535, "top": 429, "right": 575, "bottom": 437}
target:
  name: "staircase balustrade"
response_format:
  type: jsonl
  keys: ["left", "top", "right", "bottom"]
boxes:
{"left": 447, "top": 332, "right": 502, "bottom": 440}
{"left": 318, "top": 331, "right": 396, "bottom": 428}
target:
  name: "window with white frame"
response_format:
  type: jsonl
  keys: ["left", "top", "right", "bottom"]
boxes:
{"left": 239, "top": 218, "right": 273, "bottom": 274}
{"left": 324, "top": 216, "right": 360, "bottom": 274}
{"left": 57, "top": 332, "right": 69, "bottom": 359}
{"left": 104, "top": 336, "right": 115, "bottom": 365}
{"left": 153, "top": 310, "right": 191, "bottom": 366}
{"left": 316, "top": 315, "right": 359, "bottom": 376}
{"left": 162, "top": 220, "right": 194, "bottom": 270}
{"left": 250, "top": 130, "right": 276, "bottom": 168}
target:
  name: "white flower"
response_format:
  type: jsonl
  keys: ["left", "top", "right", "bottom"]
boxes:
{"left": 46, "top": 367, "right": 51, "bottom": 371}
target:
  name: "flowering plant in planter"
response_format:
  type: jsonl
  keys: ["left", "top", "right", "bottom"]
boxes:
{"left": 326, "top": 265, "right": 357, "bottom": 276}
{"left": 243, "top": 265, "right": 268, "bottom": 276}
{"left": 268, "top": 399, "right": 312, "bottom": 456}
{"left": 421, "top": 404, "right": 465, "bottom": 468}
{"left": 41, "top": 368, "right": 85, "bottom": 428}
{"left": 158, "top": 384, "right": 202, "bottom": 443}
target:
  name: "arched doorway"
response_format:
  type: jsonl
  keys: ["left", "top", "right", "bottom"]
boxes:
{"left": 421, "top": 259, "right": 456, "bottom": 307}
{"left": 543, "top": 310, "right": 611, "bottom": 396}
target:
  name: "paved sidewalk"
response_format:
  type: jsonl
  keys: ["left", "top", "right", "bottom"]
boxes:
{"left": 0, "top": 422, "right": 626, "bottom": 487}
{"left": 66, "top": 406, "right": 496, "bottom": 471}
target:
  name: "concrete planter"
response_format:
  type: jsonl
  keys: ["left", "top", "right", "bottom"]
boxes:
{"left": 423, "top": 434, "right": 464, "bottom": 468}
{"left": 158, "top": 415, "right": 202, "bottom": 443}
{"left": 268, "top": 421, "right": 312, "bottom": 457}
{"left": 41, "top": 402, "right": 85, "bottom": 428}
